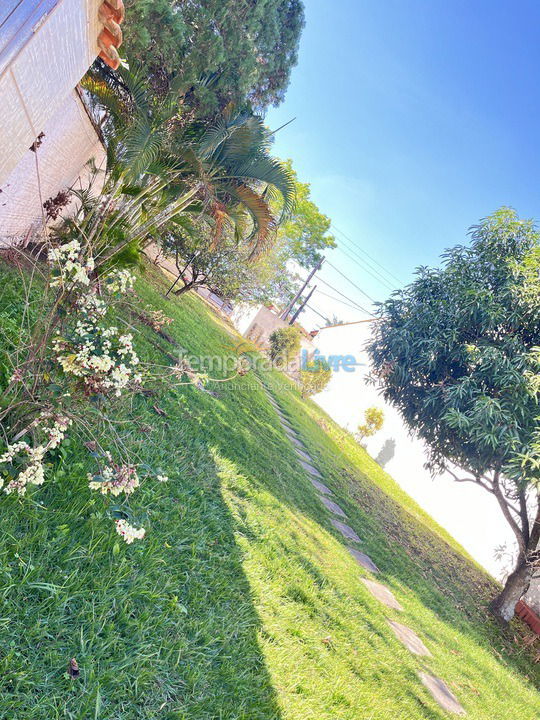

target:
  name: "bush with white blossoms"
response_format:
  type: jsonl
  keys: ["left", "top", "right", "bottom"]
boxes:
{"left": 48, "top": 239, "right": 94, "bottom": 288}
{"left": 0, "top": 414, "right": 71, "bottom": 495}
{"left": 2, "top": 239, "right": 193, "bottom": 544}
{"left": 88, "top": 456, "right": 140, "bottom": 497}
{"left": 53, "top": 324, "right": 141, "bottom": 397}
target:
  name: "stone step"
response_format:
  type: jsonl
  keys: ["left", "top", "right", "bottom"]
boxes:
{"left": 311, "top": 478, "right": 333, "bottom": 495}
{"left": 387, "top": 621, "right": 431, "bottom": 656}
{"left": 347, "top": 547, "right": 379, "bottom": 573}
{"left": 331, "top": 518, "right": 362, "bottom": 543}
{"left": 319, "top": 495, "right": 347, "bottom": 518}
{"left": 418, "top": 673, "right": 466, "bottom": 715}
{"left": 361, "top": 578, "right": 403, "bottom": 611}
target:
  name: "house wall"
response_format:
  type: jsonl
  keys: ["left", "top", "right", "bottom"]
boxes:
{"left": 0, "top": 90, "right": 106, "bottom": 241}
{"left": 231, "top": 304, "right": 315, "bottom": 377}
{"left": 0, "top": 0, "right": 101, "bottom": 186}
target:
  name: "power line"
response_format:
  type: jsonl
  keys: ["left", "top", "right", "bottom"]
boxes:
{"left": 316, "top": 275, "right": 375, "bottom": 317}
{"left": 331, "top": 223, "right": 404, "bottom": 286}
{"left": 313, "top": 286, "right": 370, "bottom": 312}
{"left": 325, "top": 260, "right": 379, "bottom": 304}
{"left": 305, "top": 304, "right": 331, "bottom": 324}
{"left": 334, "top": 243, "right": 396, "bottom": 292}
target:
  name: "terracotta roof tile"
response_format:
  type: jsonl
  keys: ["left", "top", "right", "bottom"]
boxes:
{"left": 97, "top": 1, "right": 124, "bottom": 70}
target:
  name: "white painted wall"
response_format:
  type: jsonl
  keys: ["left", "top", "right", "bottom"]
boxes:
{"left": 0, "top": 0, "right": 101, "bottom": 185}
{"left": 0, "top": 90, "right": 106, "bottom": 240}
{"left": 312, "top": 321, "right": 516, "bottom": 580}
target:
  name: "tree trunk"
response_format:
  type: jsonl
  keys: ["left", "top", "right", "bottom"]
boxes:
{"left": 490, "top": 558, "right": 532, "bottom": 622}
{"left": 174, "top": 282, "right": 195, "bottom": 296}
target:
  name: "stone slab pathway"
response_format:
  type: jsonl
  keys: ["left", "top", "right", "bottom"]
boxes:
{"left": 294, "top": 446, "right": 312, "bottom": 462}
{"left": 262, "top": 385, "right": 466, "bottom": 716}
{"left": 418, "top": 673, "right": 466, "bottom": 715}
{"left": 319, "top": 495, "right": 348, "bottom": 518}
{"left": 310, "top": 478, "right": 333, "bottom": 495}
{"left": 331, "top": 518, "right": 362, "bottom": 543}
{"left": 388, "top": 620, "right": 431, "bottom": 656}
{"left": 361, "top": 579, "right": 403, "bottom": 611}
{"left": 289, "top": 435, "right": 306, "bottom": 449}
{"left": 347, "top": 547, "right": 379, "bottom": 573}
{"left": 299, "top": 459, "right": 323, "bottom": 478}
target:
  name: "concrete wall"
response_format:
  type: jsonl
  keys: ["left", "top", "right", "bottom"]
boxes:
{"left": 0, "top": 0, "right": 101, "bottom": 186}
{"left": 0, "top": 89, "right": 106, "bottom": 241}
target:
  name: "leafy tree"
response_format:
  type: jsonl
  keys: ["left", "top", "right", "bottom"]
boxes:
{"left": 357, "top": 407, "right": 384, "bottom": 441}
{"left": 269, "top": 326, "right": 301, "bottom": 364}
{"left": 368, "top": 208, "right": 540, "bottom": 622}
{"left": 300, "top": 358, "right": 332, "bottom": 397}
{"left": 275, "top": 160, "right": 336, "bottom": 269}
{"left": 123, "top": 0, "right": 305, "bottom": 117}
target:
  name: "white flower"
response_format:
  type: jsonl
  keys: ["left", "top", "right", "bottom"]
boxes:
{"left": 115, "top": 518, "right": 145, "bottom": 544}
{"left": 156, "top": 474, "right": 169, "bottom": 483}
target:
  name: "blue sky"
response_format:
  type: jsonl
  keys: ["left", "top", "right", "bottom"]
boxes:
{"left": 266, "top": 0, "right": 540, "bottom": 327}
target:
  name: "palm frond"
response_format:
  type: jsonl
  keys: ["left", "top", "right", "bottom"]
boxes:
{"left": 123, "top": 118, "right": 164, "bottom": 178}
{"left": 232, "top": 156, "right": 296, "bottom": 219}
{"left": 224, "top": 183, "right": 277, "bottom": 259}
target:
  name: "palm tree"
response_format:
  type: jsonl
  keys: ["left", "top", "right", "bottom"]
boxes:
{"left": 79, "top": 65, "right": 295, "bottom": 266}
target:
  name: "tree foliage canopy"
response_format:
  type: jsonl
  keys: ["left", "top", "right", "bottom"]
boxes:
{"left": 123, "top": 0, "right": 305, "bottom": 117}
{"left": 369, "top": 208, "right": 539, "bottom": 485}
{"left": 275, "top": 161, "right": 336, "bottom": 268}
{"left": 357, "top": 407, "right": 384, "bottom": 441}
{"left": 368, "top": 208, "right": 540, "bottom": 619}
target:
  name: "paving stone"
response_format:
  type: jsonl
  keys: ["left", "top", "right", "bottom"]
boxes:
{"left": 295, "top": 447, "right": 313, "bottom": 463}
{"left": 311, "top": 478, "right": 333, "bottom": 495}
{"left": 289, "top": 435, "right": 306, "bottom": 449}
{"left": 331, "top": 518, "right": 362, "bottom": 543}
{"left": 299, "top": 459, "right": 322, "bottom": 477}
{"left": 319, "top": 495, "right": 348, "bottom": 518}
{"left": 418, "top": 673, "right": 466, "bottom": 715}
{"left": 361, "top": 579, "right": 403, "bottom": 611}
{"left": 347, "top": 546, "right": 379, "bottom": 573}
{"left": 283, "top": 426, "right": 298, "bottom": 440}
{"left": 388, "top": 621, "right": 431, "bottom": 656}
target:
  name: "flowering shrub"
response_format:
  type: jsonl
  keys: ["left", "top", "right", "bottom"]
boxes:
{"left": 48, "top": 240, "right": 94, "bottom": 288}
{"left": 0, "top": 414, "right": 71, "bottom": 495}
{"left": 88, "top": 455, "right": 140, "bottom": 496}
{"left": 53, "top": 324, "right": 141, "bottom": 397}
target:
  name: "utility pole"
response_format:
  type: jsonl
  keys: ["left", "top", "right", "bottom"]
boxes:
{"left": 289, "top": 284, "right": 316, "bottom": 325}
{"left": 281, "top": 257, "right": 324, "bottom": 320}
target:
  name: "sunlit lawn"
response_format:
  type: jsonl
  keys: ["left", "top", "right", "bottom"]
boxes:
{"left": 0, "top": 258, "right": 538, "bottom": 719}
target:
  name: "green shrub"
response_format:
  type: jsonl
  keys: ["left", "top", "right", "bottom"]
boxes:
{"left": 300, "top": 359, "right": 332, "bottom": 397}
{"left": 357, "top": 407, "right": 384, "bottom": 441}
{"left": 269, "top": 326, "right": 301, "bottom": 364}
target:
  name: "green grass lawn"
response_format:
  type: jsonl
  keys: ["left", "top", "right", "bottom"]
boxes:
{"left": 0, "top": 258, "right": 538, "bottom": 719}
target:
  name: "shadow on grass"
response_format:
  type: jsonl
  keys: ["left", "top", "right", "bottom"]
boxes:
{"left": 0, "top": 397, "right": 283, "bottom": 720}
